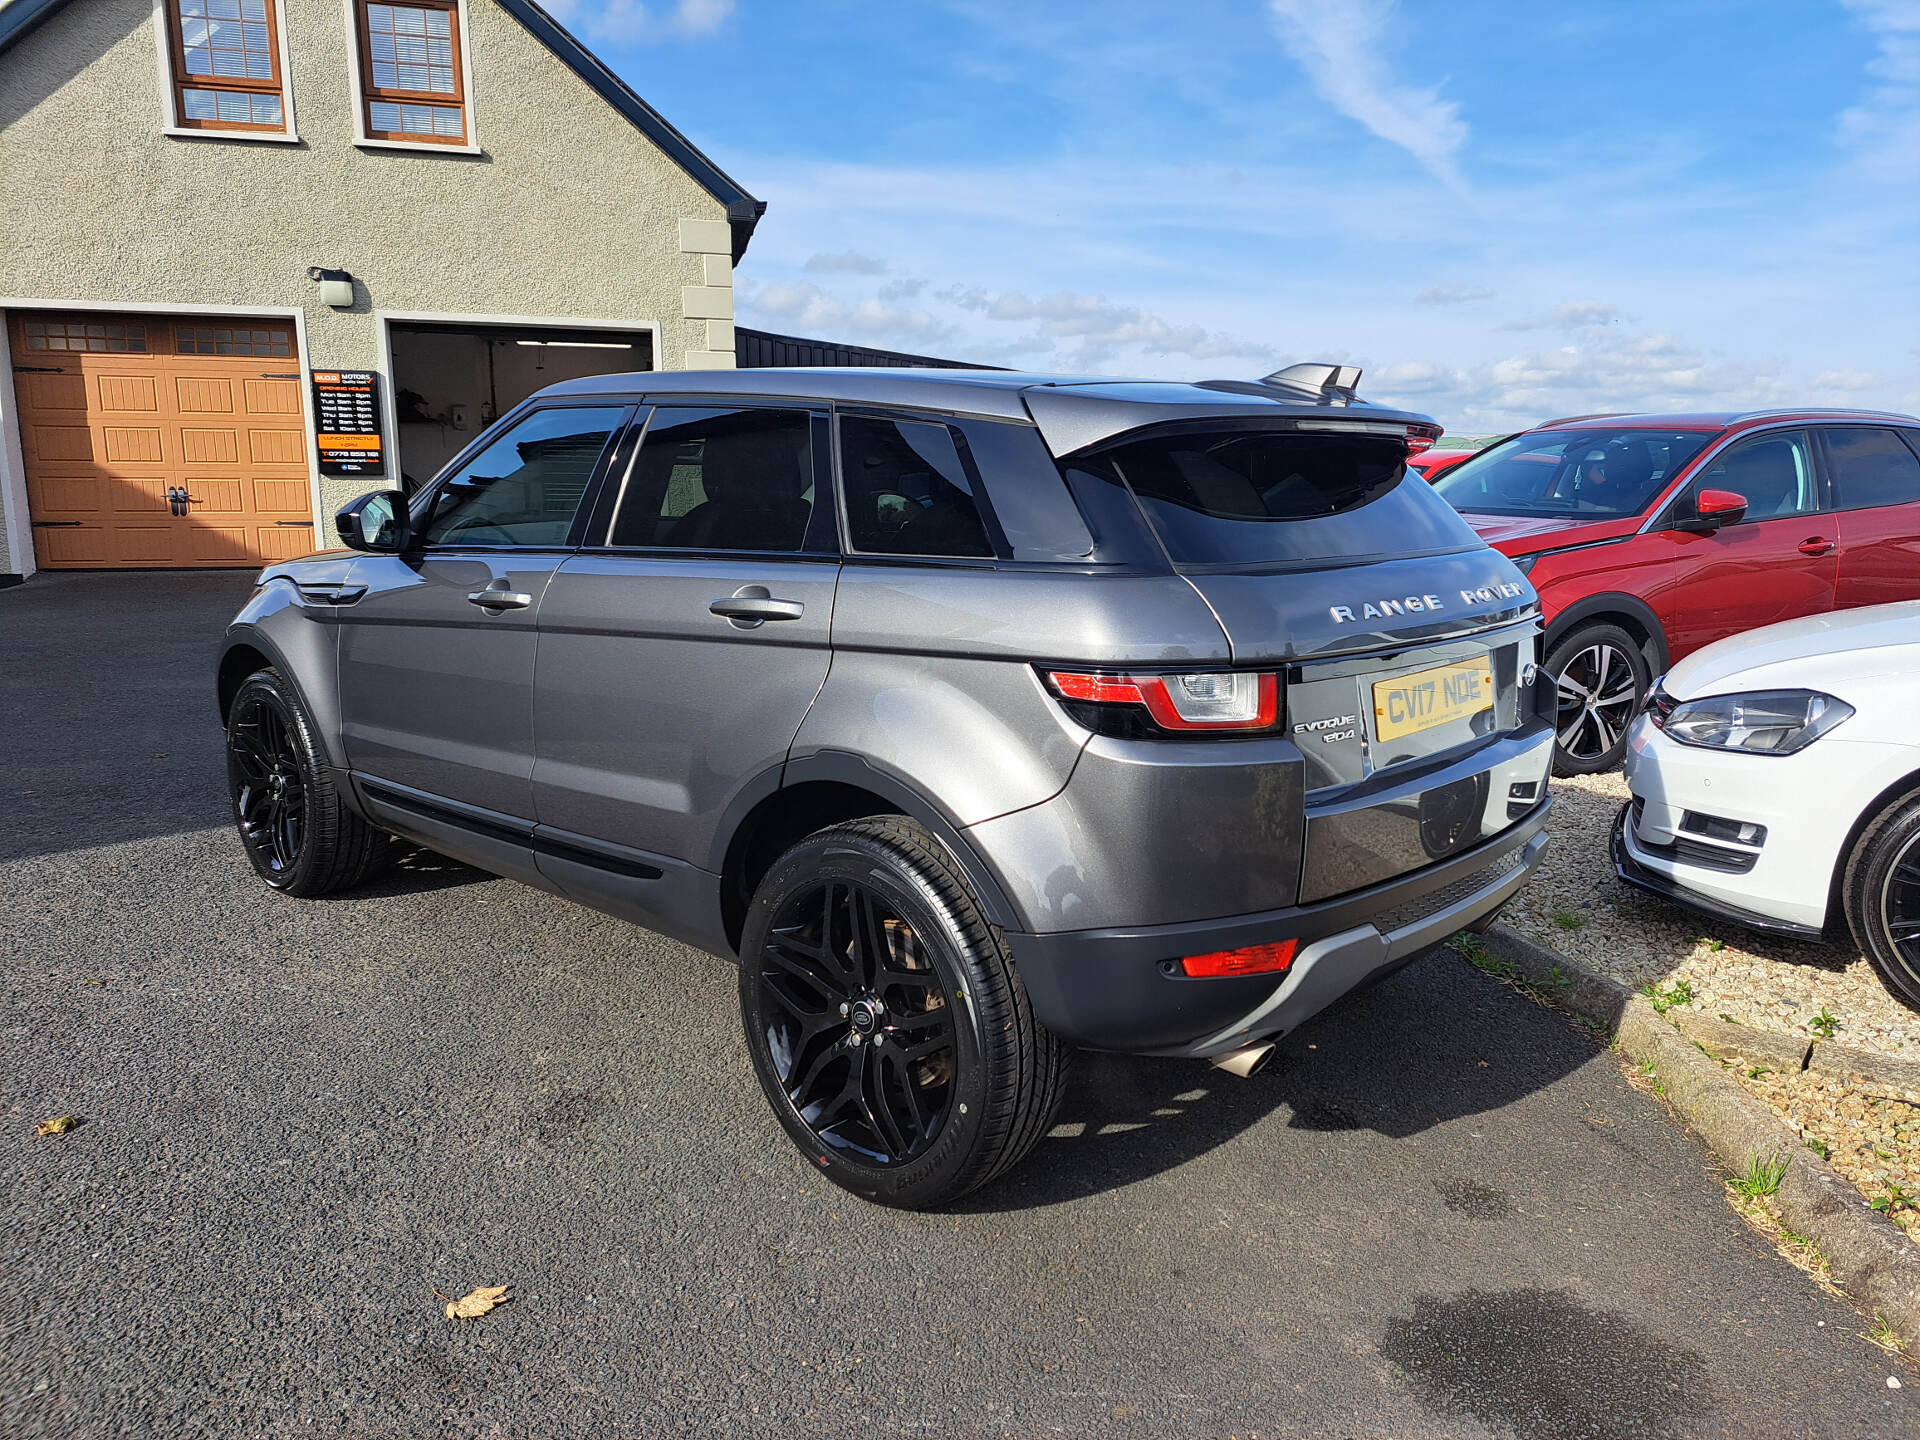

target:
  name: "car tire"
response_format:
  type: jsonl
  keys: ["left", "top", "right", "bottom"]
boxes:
{"left": 1841, "top": 790, "right": 1920, "bottom": 1013}
{"left": 226, "top": 668, "right": 391, "bottom": 897}
{"left": 1545, "top": 623, "right": 1649, "bottom": 776}
{"left": 738, "top": 815, "right": 1069, "bottom": 1209}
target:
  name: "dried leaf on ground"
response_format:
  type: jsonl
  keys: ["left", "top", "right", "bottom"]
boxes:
{"left": 443, "top": 1284, "right": 511, "bottom": 1319}
{"left": 33, "top": 1115, "right": 80, "bottom": 1139}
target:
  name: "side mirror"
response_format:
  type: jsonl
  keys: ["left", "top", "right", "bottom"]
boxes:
{"left": 1674, "top": 487, "right": 1748, "bottom": 534}
{"left": 335, "top": 490, "right": 412, "bottom": 552}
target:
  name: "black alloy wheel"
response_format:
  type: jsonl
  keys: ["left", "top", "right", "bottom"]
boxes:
{"left": 225, "top": 668, "right": 392, "bottom": 897}
{"left": 1844, "top": 792, "right": 1920, "bottom": 1012}
{"left": 739, "top": 816, "right": 1069, "bottom": 1208}
{"left": 229, "top": 690, "right": 306, "bottom": 880}
{"left": 755, "top": 879, "right": 956, "bottom": 1165}
{"left": 1546, "top": 623, "right": 1649, "bottom": 775}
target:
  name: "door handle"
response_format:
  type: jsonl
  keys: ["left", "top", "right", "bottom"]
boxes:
{"left": 709, "top": 586, "right": 804, "bottom": 628}
{"left": 467, "top": 584, "right": 533, "bottom": 611}
{"left": 1798, "top": 536, "right": 1834, "bottom": 557}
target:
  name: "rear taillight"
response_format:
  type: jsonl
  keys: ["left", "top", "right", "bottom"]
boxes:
{"left": 1044, "top": 670, "right": 1281, "bottom": 736}
{"left": 1180, "top": 939, "right": 1297, "bottom": 978}
{"left": 1405, "top": 423, "right": 1442, "bottom": 456}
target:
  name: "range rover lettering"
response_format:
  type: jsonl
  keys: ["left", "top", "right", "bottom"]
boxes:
{"left": 217, "top": 363, "right": 1554, "bottom": 1208}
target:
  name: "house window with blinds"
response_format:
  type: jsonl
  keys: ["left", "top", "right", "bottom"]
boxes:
{"left": 165, "top": 0, "right": 289, "bottom": 133}
{"left": 355, "top": 2, "right": 469, "bottom": 145}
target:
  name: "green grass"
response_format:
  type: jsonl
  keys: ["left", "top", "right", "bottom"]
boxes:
{"left": 1863, "top": 1317, "right": 1909, "bottom": 1355}
{"left": 1640, "top": 978, "right": 1697, "bottom": 1015}
{"left": 1870, "top": 1181, "right": 1915, "bottom": 1216}
{"left": 1552, "top": 910, "right": 1586, "bottom": 932}
{"left": 1732, "top": 1153, "right": 1789, "bottom": 1199}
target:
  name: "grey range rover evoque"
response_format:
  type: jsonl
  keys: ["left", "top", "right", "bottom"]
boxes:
{"left": 217, "top": 362, "right": 1554, "bottom": 1207}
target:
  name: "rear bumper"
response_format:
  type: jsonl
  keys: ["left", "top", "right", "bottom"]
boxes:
{"left": 1005, "top": 796, "right": 1551, "bottom": 1057}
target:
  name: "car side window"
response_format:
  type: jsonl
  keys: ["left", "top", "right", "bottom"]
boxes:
{"left": 1687, "top": 430, "right": 1818, "bottom": 522}
{"left": 606, "top": 407, "right": 817, "bottom": 552}
{"left": 1821, "top": 427, "right": 1920, "bottom": 511}
{"left": 838, "top": 414, "right": 994, "bottom": 558}
{"left": 418, "top": 407, "right": 625, "bottom": 548}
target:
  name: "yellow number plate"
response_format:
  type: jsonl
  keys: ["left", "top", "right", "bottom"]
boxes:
{"left": 1372, "top": 658, "right": 1494, "bottom": 742}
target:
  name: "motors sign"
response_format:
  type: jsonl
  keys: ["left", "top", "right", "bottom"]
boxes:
{"left": 310, "top": 370, "right": 385, "bottom": 476}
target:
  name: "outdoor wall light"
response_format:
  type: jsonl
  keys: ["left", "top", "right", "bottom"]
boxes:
{"left": 306, "top": 266, "right": 355, "bottom": 309}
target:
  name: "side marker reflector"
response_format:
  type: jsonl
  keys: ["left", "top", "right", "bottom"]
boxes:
{"left": 1180, "top": 939, "right": 1298, "bottom": 979}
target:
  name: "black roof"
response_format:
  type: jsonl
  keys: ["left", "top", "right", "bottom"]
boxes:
{"left": 0, "top": 0, "right": 765, "bottom": 259}
{"left": 542, "top": 367, "right": 1439, "bottom": 457}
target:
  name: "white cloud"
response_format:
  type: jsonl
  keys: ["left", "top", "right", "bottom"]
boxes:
{"left": 1266, "top": 0, "right": 1468, "bottom": 189}
{"left": 1367, "top": 330, "right": 1799, "bottom": 432}
{"left": 804, "top": 251, "right": 888, "bottom": 274}
{"left": 939, "top": 286, "right": 1279, "bottom": 367}
{"left": 544, "top": 0, "right": 732, "bottom": 45}
{"left": 1414, "top": 284, "right": 1495, "bottom": 307}
{"left": 738, "top": 279, "right": 959, "bottom": 352}
{"left": 1809, "top": 368, "right": 1883, "bottom": 392}
{"left": 1837, "top": 0, "right": 1920, "bottom": 178}
{"left": 1503, "top": 301, "right": 1628, "bottom": 332}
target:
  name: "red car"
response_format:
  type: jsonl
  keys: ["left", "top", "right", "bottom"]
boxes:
{"left": 1406, "top": 447, "right": 1477, "bottom": 481}
{"left": 1432, "top": 409, "right": 1920, "bottom": 773}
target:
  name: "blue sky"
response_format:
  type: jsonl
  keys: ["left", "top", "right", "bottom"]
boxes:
{"left": 551, "top": 0, "right": 1920, "bottom": 433}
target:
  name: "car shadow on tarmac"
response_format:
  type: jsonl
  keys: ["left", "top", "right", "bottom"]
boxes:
{"left": 953, "top": 944, "right": 1592, "bottom": 1211}
{"left": 322, "top": 844, "right": 497, "bottom": 899}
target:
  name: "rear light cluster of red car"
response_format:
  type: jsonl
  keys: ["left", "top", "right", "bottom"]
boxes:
{"left": 1042, "top": 669, "right": 1282, "bottom": 737}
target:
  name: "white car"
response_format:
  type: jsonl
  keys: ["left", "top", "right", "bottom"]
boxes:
{"left": 1617, "top": 600, "right": 1920, "bottom": 1011}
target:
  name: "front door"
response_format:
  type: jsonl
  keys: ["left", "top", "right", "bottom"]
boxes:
{"left": 336, "top": 404, "right": 629, "bottom": 863}
{"left": 1657, "top": 429, "right": 1837, "bottom": 660}
{"left": 530, "top": 405, "right": 837, "bottom": 922}
{"left": 1819, "top": 426, "right": 1920, "bottom": 611}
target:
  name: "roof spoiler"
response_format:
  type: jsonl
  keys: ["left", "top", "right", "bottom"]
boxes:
{"left": 1260, "top": 362, "right": 1363, "bottom": 404}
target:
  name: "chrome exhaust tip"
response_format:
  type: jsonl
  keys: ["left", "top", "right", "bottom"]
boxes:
{"left": 1211, "top": 1042, "right": 1276, "bottom": 1079}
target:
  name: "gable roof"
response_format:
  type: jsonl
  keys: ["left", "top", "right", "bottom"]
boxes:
{"left": 0, "top": 0, "right": 765, "bottom": 258}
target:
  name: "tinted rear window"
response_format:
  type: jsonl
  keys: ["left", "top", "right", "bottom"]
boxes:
{"left": 1822, "top": 427, "right": 1920, "bottom": 510}
{"left": 1097, "top": 428, "right": 1482, "bottom": 566}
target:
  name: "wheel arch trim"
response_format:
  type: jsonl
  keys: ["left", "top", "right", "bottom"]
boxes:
{"left": 1829, "top": 769, "right": 1920, "bottom": 933}
{"left": 1544, "top": 593, "right": 1670, "bottom": 674}
{"left": 217, "top": 624, "right": 348, "bottom": 772}
{"left": 712, "top": 752, "right": 1026, "bottom": 938}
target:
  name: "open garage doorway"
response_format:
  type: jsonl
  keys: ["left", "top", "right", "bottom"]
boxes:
{"left": 385, "top": 319, "right": 654, "bottom": 492}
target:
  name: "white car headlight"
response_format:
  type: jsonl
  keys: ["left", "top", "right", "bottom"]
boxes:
{"left": 1656, "top": 688, "right": 1853, "bottom": 756}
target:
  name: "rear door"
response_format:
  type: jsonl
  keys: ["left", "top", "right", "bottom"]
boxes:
{"left": 529, "top": 403, "right": 838, "bottom": 910}
{"left": 1655, "top": 429, "right": 1837, "bottom": 659}
{"left": 336, "top": 403, "right": 628, "bottom": 876}
{"left": 1819, "top": 426, "right": 1920, "bottom": 611}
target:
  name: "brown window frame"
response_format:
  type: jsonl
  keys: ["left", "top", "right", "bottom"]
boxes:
{"left": 353, "top": 0, "right": 470, "bottom": 147}
{"left": 163, "top": 0, "right": 291, "bottom": 136}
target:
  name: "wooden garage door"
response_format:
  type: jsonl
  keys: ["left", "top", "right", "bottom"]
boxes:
{"left": 10, "top": 313, "right": 317, "bottom": 568}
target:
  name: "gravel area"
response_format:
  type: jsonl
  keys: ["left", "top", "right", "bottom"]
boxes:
{"left": 1505, "top": 771, "right": 1920, "bottom": 1060}
{"left": 1727, "top": 1063, "right": 1920, "bottom": 1246}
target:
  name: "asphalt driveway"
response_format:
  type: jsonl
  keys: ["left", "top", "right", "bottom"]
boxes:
{"left": 3, "top": 572, "right": 1914, "bottom": 1438}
